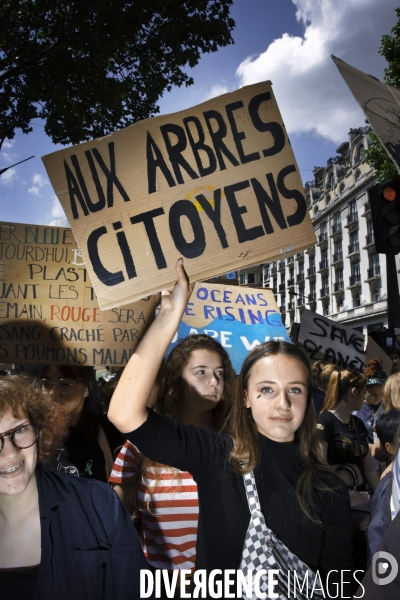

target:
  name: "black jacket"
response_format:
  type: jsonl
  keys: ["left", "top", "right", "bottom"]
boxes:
{"left": 34, "top": 466, "right": 147, "bottom": 599}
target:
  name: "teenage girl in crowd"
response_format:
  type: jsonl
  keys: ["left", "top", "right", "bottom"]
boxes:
{"left": 39, "top": 365, "right": 123, "bottom": 482}
{"left": 316, "top": 369, "right": 379, "bottom": 572}
{"left": 109, "top": 334, "right": 236, "bottom": 576}
{"left": 0, "top": 375, "right": 146, "bottom": 599}
{"left": 108, "top": 260, "right": 354, "bottom": 598}
{"left": 354, "top": 358, "right": 387, "bottom": 444}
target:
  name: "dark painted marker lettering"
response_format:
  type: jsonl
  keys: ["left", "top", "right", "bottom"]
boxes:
{"left": 224, "top": 180, "right": 264, "bottom": 243}
{"left": 169, "top": 200, "right": 206, "bottom": 259}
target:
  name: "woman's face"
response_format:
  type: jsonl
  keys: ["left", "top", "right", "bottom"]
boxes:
{"left": 180, "top": 349, "right": 225, "bottom": 410}
{"left": 0, "top": 410, "right": 37, "bottom": 497}
{"left": 40, "top": 365, "right": 88, "bottom": 423}
{"left": 244, "top": 355, "right": 308, "bottom": 443}
{"left": 365, "top": 383, "right": 384, "bottom": 406}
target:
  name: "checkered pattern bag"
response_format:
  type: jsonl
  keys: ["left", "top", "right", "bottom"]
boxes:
{"left": 239, "top": 470, "right": 324, "bottom": 600}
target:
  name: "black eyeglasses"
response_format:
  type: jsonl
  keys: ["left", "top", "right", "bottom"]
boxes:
{"left": 0, "top": 423, "right": 38, "bottom": 454}
{"left": 38, "top": 378, "right": 85, "bottom": 394}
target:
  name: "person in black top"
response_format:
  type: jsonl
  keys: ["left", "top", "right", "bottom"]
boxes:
{"left": 317, "top": 369, "right": 379, "bottom": 493}
{"left": 39, "top": 365, "right": 123, "bottom": 482}
{"left": 0, "top": 374, "right": 147, "bottom": 600}
{"left": 108, "top": 259, "right": 355, "bottom": 599}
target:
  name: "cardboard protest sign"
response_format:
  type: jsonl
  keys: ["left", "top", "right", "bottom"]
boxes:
{"left": 0, "top": 221, "right": 156, "bottom": 365}
{"left": 298, "top": 309, "right": 365, "bottom": 371}
{"left": 42, "top": 81, "right": 316, "bottom": 310}
{"left": 332, "top": 56, "right": 400, "bottom": 172}
{"left": 365, "top": 336, "right": 393, "bottom": 377}
{"left": 166, "top": 282, "right": 289, "bottom": 373}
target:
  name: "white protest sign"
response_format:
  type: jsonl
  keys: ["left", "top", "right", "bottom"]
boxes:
{"left": 298, "top": 309, "right": 365, "bottom": 371}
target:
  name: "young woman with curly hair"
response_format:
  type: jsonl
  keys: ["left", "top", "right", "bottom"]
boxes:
{"left": 0, "top": 375, "right": 147, "bottom": 599}
{"left": 109, "top": 333, "right": 236, "bottom": 583}
{"left": 108, "top": 260, "right": 354, "bottom": 599}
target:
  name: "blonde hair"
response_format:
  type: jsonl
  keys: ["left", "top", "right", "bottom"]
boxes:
{"left": 322, "top": 369, "right": 367, "bottom": 412}
{"left": 384, "top": 373, "right": 400, "bottom": 411}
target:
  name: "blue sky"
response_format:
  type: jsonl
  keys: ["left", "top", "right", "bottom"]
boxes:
{"left": 1, "top": 0, "right": 399, "bottom": 225}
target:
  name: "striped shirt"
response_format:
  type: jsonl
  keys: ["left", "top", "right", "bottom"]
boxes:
{"left": 109, "top": 440, "right": 198, "bottom": 570}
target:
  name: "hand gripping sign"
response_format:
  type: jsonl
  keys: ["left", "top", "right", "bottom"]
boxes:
{"left": 42, "top": 81, "right": 316, "bottom": 310}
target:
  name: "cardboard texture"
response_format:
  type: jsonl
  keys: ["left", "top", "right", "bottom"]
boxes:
{"left": 332, "top": 56, "right": 400, "bottom": 171}
{"left": 0, "top": 221, "right": 156, "bottom": 365}
{"left": 165, "top": 282, "right": 289, "bottom": 373}
{"left": 298, "top": 309, "right": 365, "bottom": 371}
{"left": 42, "top": 81, "right": 316, "bottom": 310}
{"left": 365, "top": 336, "right": 393, "bottom": 377}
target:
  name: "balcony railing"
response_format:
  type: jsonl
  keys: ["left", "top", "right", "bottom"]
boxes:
{"left": 367, "top": 266, "right": 381, "bottom": 279}
{"left": 307, "top": 266, "right": 316, "bottom": 277}
{"left": 297, "top": 298, "right": 305, "bottom": 307}
{"left": 320, "top": 288, "right": 329, "bottom": 297}
{"left": 287, "top": 278, "right": 295, "bottom": 287}
{"left": 349, "top": 275, "right": 361, "bottom": 286}
{"left": 348, "top": 242, "right": 360, "bottom": 255}
{"left": 280, "top": 306, "right": 286, "bottom": 313}
{"left": 287, "top": 256, "right": 294, "bottom": 264}
{"left": 279, "top": 283, "right": 286, "bottom": 292}
{"left": 271, "top": 267, "right": 278, "bottom": 275}
{"left": 332, "top": 251, "right": 343, "bottom": 263}
{"left": 319, "top": 260, "right": 329, "bottom": 270}
{"left": 334, "top": 281, "right": 344, "bottom": 292}
{"left": 296, "top": 273, "right": 305, "bottom": 283}
{"left": 287, "top": 302, "right": 295, "bottom": 311}
{"left": 346, "top": 212, "right": 358, "bottom": 226}
{"left": 296, "top": 252, "right": 304, "bottom": 259}
{"left": 278, "top": 261, "right": 285, "bottom": 270}
{"left": 307, "top": 293, "right": 317, "bottom": 303}
{"left": 318, "top": 232, "right": 328, "bottom": 244}
{"left": 365, "top": 233, "right": 374, "bottom": 246}
{"left": 331, "top": 223, "right": 342, "bottom": 236}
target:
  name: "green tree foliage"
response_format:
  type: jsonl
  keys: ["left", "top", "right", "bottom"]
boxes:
{"left": 0, "top": 0, "right": 234, "bottom": 148}
{"left": 365, "top": 7, "right": 400, "bottom": 181}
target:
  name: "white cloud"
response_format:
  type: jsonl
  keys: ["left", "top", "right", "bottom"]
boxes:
{"left": 28, "top": 172, "right": 49, "bottom": 195}
{"left": 2, "top": 140, "right": 14, "bottom": 149}
{"left": 0, "top": 168, "right": 16, "bottom": 185}
{"left": 203, "top": 84, "right": 230, "bottom": 101}
{"left": 32, "top": 173, "right": 48, "bottom": 187}
{"left": 50, "top": 196, "right": 66, "bottom": 219}
{"left": 236, "top": 0, "right": 399, "bottom": 143}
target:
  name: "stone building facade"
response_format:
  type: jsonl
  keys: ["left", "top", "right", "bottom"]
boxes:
{"left": 240, "top": 126, "right": 390, "bottom": 337}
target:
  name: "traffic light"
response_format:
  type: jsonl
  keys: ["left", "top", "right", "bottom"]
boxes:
{"left": 369, "top": 175, "right": 400, "bottom": 254}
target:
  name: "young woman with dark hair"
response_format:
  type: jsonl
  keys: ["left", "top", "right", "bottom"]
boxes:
{"left": 109, "top": 333, "right": 236, "bottom": 580}
{"left": 39, "top": 365, "right": 123, "bottom": 482}
{"left": 0, "top": 375, "right": 146, "bottom": 599}
{"left": 108, "top": 260, "right": 354, "bottom": 599}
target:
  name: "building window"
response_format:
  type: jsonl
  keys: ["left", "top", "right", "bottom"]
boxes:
{"left": 314, "top": 206, "right": 319, "bottom": 215}
{"left": 240, "top": 274, "right": 246, "bottom": 285}
{"left": 328, "top": 173, "right": 335, "bottom": 188}
{"left": 307, "top": 195, "right": 311, "bottom": 208}
{"left": 359, "top": 145, "right": 365, "bottom": 160}
{"left": 248, "top": 273, "right": 255, "bottom": 284}
{"left": 326, "top": 194, "right": 331, "bottom": 204}
{"left": 355, "top": 169, "right": 362, "bottom": 181}
{"left": 353, "top": 291, "right": 361, "bottom": 307}
{"left": 339, "top": 183, "right": 345, "bottom": 193}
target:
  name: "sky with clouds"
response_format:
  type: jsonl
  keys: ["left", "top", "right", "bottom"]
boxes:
{"left": 1, "top": 0, "right": 399, "bottom": 225}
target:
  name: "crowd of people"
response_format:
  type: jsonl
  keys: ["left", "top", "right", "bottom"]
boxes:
{"left": 1, "top": 259, "right": 400, "bottom": 599}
